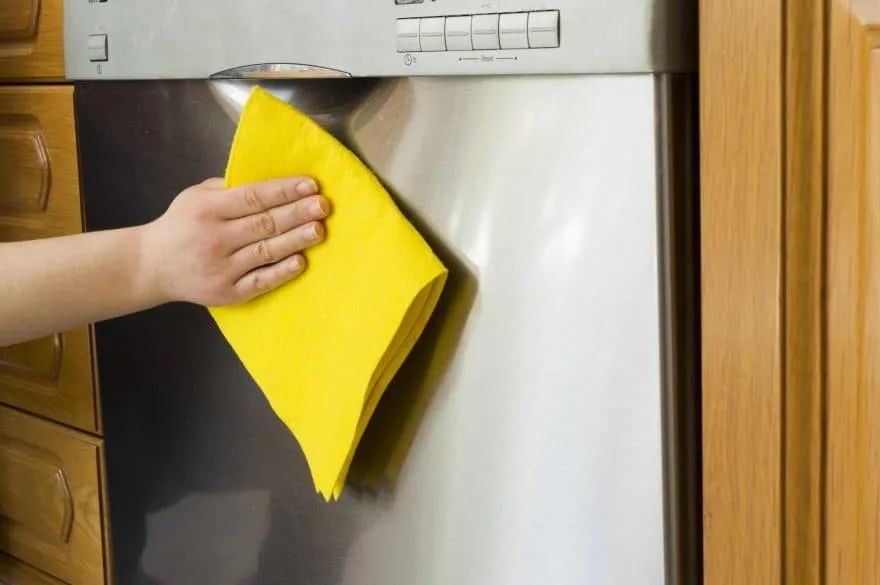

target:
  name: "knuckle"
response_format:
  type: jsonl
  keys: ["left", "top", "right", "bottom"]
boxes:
{"left": 230, "top": 280, "right": 249, "bottom": 302}
{"left": 192, "top": 199, "right": 215, "bottom": 221}
{"left": 252, "top": 211, "right": 277, "bottom": 236}
{"left": 242, "top": 186, "right": 263, "bottom": 211}
{"left": 279, "top": 182, "right": 296, "bottom": 204}
{"left": 250, "top": 271, "right": 269, "bottom": 293}
{"left": 254, "top": 239, "right": 274, "bottom": 263}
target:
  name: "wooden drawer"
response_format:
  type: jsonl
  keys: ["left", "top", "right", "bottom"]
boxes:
{"left": 0, "top": 406, "right": 105, "bottom": 585}
{"left": 0, "top": 85, "right": 98, "bottom": 434}
{"left": 0, "top": 86, "right": 81, "bottom": 238}
{"left": 0, "top": 0, "right": 65, "bottom": 81}
{"left": 0, "top": 553, "right": 66, "bottom": 585}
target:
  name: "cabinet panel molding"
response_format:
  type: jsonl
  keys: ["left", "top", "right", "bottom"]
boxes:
{"left": 0, "top": 335, "right": 63, "bottom": 384}
{"left": 0, "top": 114, "right": 50, "bottom": 214}
{"left": 0, "top": 0, "right": 41, "bottom": 45}
{"left": 0, "top": 552, "right": 66, "bottom": 585}
{"left": 0, "top": 406, "right": 105, "bottom": 585}
{"left": 0, "top": 433, "right": 74, "bottom": 543}
{"left": 0, "top": 0, "right": 64, "bottom": 81}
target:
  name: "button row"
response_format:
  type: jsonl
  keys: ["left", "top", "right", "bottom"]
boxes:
{"left": 396, "top": 11, "right": 560, "bottom": 53}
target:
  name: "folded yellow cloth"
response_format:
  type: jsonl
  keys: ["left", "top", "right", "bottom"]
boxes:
{"left": 208, "top": 87, "right": 448, "bottom": 501}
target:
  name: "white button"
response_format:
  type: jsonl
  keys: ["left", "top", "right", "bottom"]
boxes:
{"left": 87, "top": 33, "right": 108, "bottom": 62}
{"left": 419, "top": 17, "right": 446, "bottom": 52}
{"left": 445, "top": 16, "right": 472, "bottom": 51}
{"left": 499, "top": 13, "right": 529, "bottom": 50}
{"left": 396, "top": 19, "right": 421, "bottom": 53}
{"left": 528, "top": 10, "right": 560, "bottom": 48}
{"left": 471, "top": 14, "right": 500, "bottom": 50}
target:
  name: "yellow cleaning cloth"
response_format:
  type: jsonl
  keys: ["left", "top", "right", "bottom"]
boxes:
{"left": 209, "top": 87, "right": 448, "bottom": 501}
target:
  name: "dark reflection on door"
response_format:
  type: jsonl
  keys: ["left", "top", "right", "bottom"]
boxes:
{"left": 77, "top": 81, "right": 366, "bottom": 584}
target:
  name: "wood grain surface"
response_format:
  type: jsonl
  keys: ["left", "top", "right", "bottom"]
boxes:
{"left": 826, "top": 2, "right": 880, "bottom": 584}
{"left": 700, "top": 0, "right": 784, "bottom": 582}
{"left": 0, "top": 0, "right": 65, "bottom": 82}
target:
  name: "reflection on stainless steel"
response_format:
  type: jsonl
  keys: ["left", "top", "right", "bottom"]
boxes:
{"left": 141, "top": 490, "right": 271, "bottom": 583}
{"left": 345, "top": 75, "right": 669, "bottom": 585}
{"left": 209, "top": 78, "right": 382, "bottom": 118}
{"left": 209, "top": 78, "right": 385, "bottom": 140}
{"left": 210, "top": 63, "right": 351, "bottom": 79}
{"left": 76, "top": 74, "right": 699, "bottom": 585}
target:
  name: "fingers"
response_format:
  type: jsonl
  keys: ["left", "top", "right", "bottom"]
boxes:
{"left": 201, "top": 177, "right": 225, "bottom": 189}
{"left": 235, "top": 254, "right": 308, "bottom": 300}
{"left": 226, "top": 194, "right": 331, "bottom": 249}
{"left": 232, "top": 221, "right": 326, "bottom": 273}
{"left": 218, "top": 176, "right": 319, "bottom": 219}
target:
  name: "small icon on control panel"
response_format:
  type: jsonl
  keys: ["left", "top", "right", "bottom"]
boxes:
{"left": 404, "top": 54, "right": 414, "bottom": 66}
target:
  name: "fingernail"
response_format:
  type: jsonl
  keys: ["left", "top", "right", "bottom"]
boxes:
{"left": 296, "top": 179, "right": 317, "bottom": 196}
{"left": 311, "top": 198, "right": 328, "bottom": 216}
{"left": 307, "top": 224, "right": 321, "bottom": 240}
{"left": 289, "top": 255, "right": 304, "bottom": 270}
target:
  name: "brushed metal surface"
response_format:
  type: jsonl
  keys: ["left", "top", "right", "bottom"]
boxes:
{"left": 210, "top": 63, "right": 351, "bottom": 79}
{"left": 76, "top": 75, "right": 685, "bottom": 585}
{"left": 64, "top": 0, "right": 697, "bottom": 79}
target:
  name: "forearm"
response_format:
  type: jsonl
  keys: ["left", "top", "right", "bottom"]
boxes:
{"left": 0, "top": 227, "right": 161, "bottom": 347}
{"left": 0, "top": 176, "right": 329, "bottom": 347}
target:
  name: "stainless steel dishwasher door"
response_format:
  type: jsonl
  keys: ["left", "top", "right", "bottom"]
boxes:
{"left": 76, "top": 74, "right": 693, "bottom": 585}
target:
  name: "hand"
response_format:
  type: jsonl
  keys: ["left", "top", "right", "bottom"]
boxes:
{"left": 139, "top": 176, "right": 331, "bottom": 306}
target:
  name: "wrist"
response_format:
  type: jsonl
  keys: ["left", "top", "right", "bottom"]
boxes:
{"left": 130, "top": 222, "right": 172, "bottom": 308}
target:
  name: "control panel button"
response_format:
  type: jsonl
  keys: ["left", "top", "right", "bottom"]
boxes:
{"left": 87, "top": 34, "right": 108, "bottom": 62}
{"left": 471, "top": 14, "right": 500, "bottom": 51}
{"left": 396, "top": 18, "right": 421, "bottom": 53}
{"left": 445, "top": 16, "right": 473, "bottom": 51}
{"left": 419, "top": 17, "right": 446, "bottom": 52}
{"left": 528, "top": 10, "right": 560, "bottom": 48}
{"left": 499, "top": 13, "right": 528, "bottom": 50}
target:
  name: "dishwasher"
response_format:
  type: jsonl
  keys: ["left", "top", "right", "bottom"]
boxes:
{"left": 64, "top": 1, "right": 701, "bottom": 583}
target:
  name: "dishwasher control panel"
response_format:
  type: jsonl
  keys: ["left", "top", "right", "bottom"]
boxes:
{"left": 396, "top": 11, "right": 560, "bottom": 53}
{"left": 64, "top": 0, "right": 692, "bottom": 80}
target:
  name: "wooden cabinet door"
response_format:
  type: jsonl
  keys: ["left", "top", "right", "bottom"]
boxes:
{"left": 0, "top": 553, "right": 66, "bottom": 585}
{"left": 825, "top": 2, "right": 880, "bottom": 583}
{"left": 701, "top": 0, "right": 880, "bottom": 584}
{"left": 0, "top": 86, "right": 98, "bottom": 434}
{"left": 0, "top": 406, "right": 105, "bottom": 585}
{"left": 0, "top": 0, "right": 64, "bottom": 81}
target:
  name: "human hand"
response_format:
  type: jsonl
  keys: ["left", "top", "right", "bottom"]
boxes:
{"left": 139, "top": 176, "right": 330, "bottom": 306}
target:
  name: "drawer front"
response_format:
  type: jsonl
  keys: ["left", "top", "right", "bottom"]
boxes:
{"left": 0, "top": 85, "right": 98, "bottom": 434}
{"left": 0, "top": 0, "right": 64, "bottom": 81}
{"left": 0, "top": 406, "right": 105, "bottom": 585}
{"left": 0, "top": 553, "right": 66, "bottom": 585}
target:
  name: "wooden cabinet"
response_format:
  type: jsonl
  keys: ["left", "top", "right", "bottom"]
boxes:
{"left": 0, "top": 86, "right": 98, "bottom": 434}
{"left": 0, "top": 0, "right": 65, "bottom": 81}
{"left": 0, "top": 553, "right": 66, "bottom": 585}
{"left": 0, "top": 9, "right": 111, "bottom": 585}
{"left": 701, "top": 0, "right": 880, "bottom": 584}
{"left": 0, "top": 405, "right": 106, "bottom": 585}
